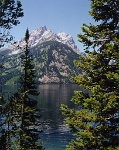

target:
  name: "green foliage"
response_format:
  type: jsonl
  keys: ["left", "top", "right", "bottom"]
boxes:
{"left": 0, "top": 0, "right": 23, "bottom": 149}
{"left": 0, "top": 0, "right": 24, "bottom": 47}
{"left": 12, "top": 29, "right": 43, "bottom": 149}
{"left": 0, "top": 29, "right": 44, "bottom": 150}
{"left": 61, "top": 0, "right": 119, "bottom": 149}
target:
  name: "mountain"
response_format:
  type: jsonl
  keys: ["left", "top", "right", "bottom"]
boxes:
{"left": 6, "top": 26, "right": 81, "bottom": 55}
{"left": 0, "top": 26, "right": 83, "bottom": 84}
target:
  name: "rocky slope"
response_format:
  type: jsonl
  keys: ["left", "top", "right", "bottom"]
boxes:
{"left": 0, "top": 26, "right": 83, "bottom": 84}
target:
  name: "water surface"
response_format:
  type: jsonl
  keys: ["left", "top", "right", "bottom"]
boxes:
{"left": 36, "top": 84, "right": 79, "bottom": 150}
{"left": 2, "top": 84, "right": 80, "bottom": 150}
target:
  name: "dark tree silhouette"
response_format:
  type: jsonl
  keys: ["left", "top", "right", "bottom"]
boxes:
{"left": 0, "top": 0, "right": 24, "bottom": 47}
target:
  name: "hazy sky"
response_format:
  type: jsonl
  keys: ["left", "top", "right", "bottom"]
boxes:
{"left": 10, "top": 0, "right": 95, "bottom": 52}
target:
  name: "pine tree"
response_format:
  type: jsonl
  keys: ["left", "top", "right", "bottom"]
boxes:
{"left": 0, "top": 29, "right": 44, "bottom": 150}
{"left": 61, "top": 0, "right": 119, "bottom": 149}
{"left": 0, "top": 0, "right": 24, "bottom": 47}
{"left": 0, "top": 94, "right": 16, "bottom": 150}
{"left": 12, "top": 29, "right": 44, "bottom": 150}
{"left": 0, "top": 1, "right": 24, "bottom": 149}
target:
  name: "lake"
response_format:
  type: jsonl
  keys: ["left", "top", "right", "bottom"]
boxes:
{"left": 36, "top": 84, "right": 80, "bottom": 150}
{"left": 2, "top": 84, "right": 80, "bottom": 150}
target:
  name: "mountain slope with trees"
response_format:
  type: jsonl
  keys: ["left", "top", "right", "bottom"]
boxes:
{"left": 0, "top": 40, "right": 83, "bottom": 84}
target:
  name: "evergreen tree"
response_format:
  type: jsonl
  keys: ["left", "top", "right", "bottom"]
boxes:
{"left": 0, "top": 0, "right": 24, "bottom": 149}
{"left": 0, "top": 94, "right": 15, "bottom": 150}
{"left": 61, "top": 0, "right": 119, "bottom": 149}
{"left": 12, "top": 29, "right": 44, "bottom": 150}
{"left": 0, "top": 29, "right": 44, "bottom": 150}
{"left": 0, "top": 0, "right": 24, "bottom": 47}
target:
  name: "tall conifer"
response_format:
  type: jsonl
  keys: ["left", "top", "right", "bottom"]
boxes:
{"left": 0, "top": 0, "right": 23, "bottom": 149}
{"left": 14, "top": 29, "right": 42, "bottom": 150}
{"left": 11, "top": 29, "right": 43, "bottom": 150}
{"left": 61, "top": 0, "right": 119, "bottom": 149}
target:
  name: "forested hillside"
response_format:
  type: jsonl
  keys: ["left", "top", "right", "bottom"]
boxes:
{"left": 0, "top": 41, "right": 82, "bottom": 84}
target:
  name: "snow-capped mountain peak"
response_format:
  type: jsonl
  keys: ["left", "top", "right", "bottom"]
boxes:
{"left": 30, "top": 25, "right": 47, "bottom": 37}
{"left": 58, "top": 32, "right": 72, "bottom": 40}
{"left": 7, "top": 26, "right": 80, "bottom": 55}
{"left": 57, "top": 32, "right": 77, "bottom": 49}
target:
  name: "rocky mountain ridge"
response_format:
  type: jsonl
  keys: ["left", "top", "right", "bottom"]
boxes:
{"left": 7, "top": 26, "right": 80, "bottom": 55}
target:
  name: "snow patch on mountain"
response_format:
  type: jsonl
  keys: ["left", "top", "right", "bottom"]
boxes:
{"left": 58, "top": 32, "right": 76, "bottom": 49}
{"left": 57, "top": 32, "right": 79, "bottom": 53}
